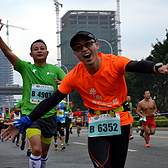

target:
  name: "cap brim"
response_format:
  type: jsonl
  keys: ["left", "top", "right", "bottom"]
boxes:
{"left": 70, "top": 35, "right": 93, "bottom": 48}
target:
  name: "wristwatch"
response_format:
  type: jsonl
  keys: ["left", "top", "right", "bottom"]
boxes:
{"left": 155, "top": 62, "right": 163, "bottom": 73}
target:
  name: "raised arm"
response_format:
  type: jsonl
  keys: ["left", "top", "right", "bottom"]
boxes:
{"left": 125, "top": 61, "right": 168, "bottom": 74}
{"left": 0, "top": 19, "right": 17, "bottom": 69}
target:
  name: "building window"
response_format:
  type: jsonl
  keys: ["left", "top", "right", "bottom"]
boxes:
{"left": 88, "top": 16, "right": 98, "bottom": 20}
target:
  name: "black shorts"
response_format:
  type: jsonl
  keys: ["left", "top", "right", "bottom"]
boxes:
{"left": 57, "top": 122, "right": 65, "bottom": 129}
{"left": 88, "top": 125, "right": 130, "bottom": 168}
{"left": 29, "top": 113, "right": 57, "bottom": 138}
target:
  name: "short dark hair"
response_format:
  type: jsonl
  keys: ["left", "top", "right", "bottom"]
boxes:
{"left": 30, "top": 39, "right": 47, "bottom": 52}
{"left": 143, "top": 90, "right": 150, "bottom": 95}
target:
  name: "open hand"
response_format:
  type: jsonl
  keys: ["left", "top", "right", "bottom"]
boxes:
{"left": 55, "top": 77, "right": 61, "bottom": 84}
{"left": 158, "top": 64, "right": 168, "bottom": 74}
{"left": 1, "top": 123, "right": 20, "bottom": 141}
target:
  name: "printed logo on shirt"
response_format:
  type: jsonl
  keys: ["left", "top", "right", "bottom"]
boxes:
{"left": 90, "top": 88, "right": 113, "bottom": 108}
{"left": 113, "top": 98, "right": 119, "bottom": 105}
{"left": 32, "top": 69, "right": 36, "bottom": 73}
{"left": 89, "top": 88, "right": 96, "bottom": 97}
{"left": 47, "top": 72, "right": 54, "bottom": 75}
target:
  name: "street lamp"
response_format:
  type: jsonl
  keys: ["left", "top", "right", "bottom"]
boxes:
{"left": 55, "top": 64, "right": 70, "bottom": 105}
{"left": 97, "top": 39, "right": 113, "bottom": 54}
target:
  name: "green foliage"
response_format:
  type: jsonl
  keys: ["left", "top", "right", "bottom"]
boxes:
{"left": 154, "top": 116, "right": 168, "bottom": 120}
{"left": 126, "top": 30, "right": 168, "bottom": 112}
{"left": 69, "top": 89, "right": 87, "bottom": 111}
{"left": 155, "top": 120, "right": 168, "bottom": 127}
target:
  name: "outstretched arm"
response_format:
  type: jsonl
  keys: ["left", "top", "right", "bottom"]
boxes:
{"left": 125, "top": 61, "right": 168, "bottom": 74}
{"left": 0, "top": 19, "right": 17, "bottom": 69}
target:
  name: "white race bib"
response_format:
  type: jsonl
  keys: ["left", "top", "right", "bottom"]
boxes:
{"left": 30, "top": 84, "right": 54, "bottom": 104}
{"left": 88, "top": 114, "right": 121, "bottom": 137}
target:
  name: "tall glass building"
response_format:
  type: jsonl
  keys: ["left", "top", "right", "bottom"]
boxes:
{"left": 60, "top": 10, "right": 121, "bottom": 71}
{"left": 0, "top": 49, "right": 13, "bottom": 106}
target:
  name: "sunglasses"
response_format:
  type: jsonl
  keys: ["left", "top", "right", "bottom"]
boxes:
{"left": 73, "top": 40, "right": 96, "bottom": 52}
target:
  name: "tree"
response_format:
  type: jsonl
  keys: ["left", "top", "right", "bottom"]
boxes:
{"left": 69, "top": 89, "right": 87, "bottom": 111}
{"left": 126, "top": 30, "right": 168, "bottom": 112}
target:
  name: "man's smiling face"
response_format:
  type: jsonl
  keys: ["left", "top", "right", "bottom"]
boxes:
{"left": 73, "top": 36, "right": 99, "bottom": 66}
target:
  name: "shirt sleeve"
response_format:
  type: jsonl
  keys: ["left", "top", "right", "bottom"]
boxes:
{"left": 58, "top": 70, "right": 76, "bottom": 94}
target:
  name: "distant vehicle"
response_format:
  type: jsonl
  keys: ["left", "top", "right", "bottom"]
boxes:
{"left": 6, "top": 84, "right": 19, "bottom": 87}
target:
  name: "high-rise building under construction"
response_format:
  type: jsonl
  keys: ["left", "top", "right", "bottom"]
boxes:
{"left": 60, "top": 10, "right": 121, "bottom": 71}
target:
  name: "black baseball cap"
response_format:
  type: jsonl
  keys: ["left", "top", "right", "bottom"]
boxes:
{"left": 70, "top": 31, "right": 96, "bottom": 49}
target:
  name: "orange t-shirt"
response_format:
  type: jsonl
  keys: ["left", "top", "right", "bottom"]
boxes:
{"left": 58, "top": 52, "right": 133, "bottom": 126}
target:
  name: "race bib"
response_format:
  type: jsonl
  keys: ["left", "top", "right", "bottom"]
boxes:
{"left": 76, "top": 118, "right": 81, "bottom": 121}
{"left": 88, "top": 114, "right": 121, "bottom": 137}
{"left": 30, "top": 84, "right": 54, "bottom": 104}
{"left": 57, "top": 110, "right": 64, "bottom": 117}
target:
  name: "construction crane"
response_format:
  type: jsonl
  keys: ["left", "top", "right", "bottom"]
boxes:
{"left": 0, "top": 20, "right": 26, "bottom": 104}
{"left": 1, "top": 20, "right": 27, "bottom": 46}
{"left": 116, "top": 0, "right": 121, "bottom": 55}
{"left": 53, "top": 0, "right": 63, "bottom": 67}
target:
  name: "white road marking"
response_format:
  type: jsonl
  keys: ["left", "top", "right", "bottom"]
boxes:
{"left": 73, "top": 142, "right": 87, "bottom": 146}
{"left": 128, "top": 149, "right": 137, "bottom": 152}
{"left": 73, "top": 142, "right": 138, "bottom": 152}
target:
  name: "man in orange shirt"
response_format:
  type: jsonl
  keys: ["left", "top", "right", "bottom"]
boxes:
{"left": 3, "top": 31, "right": 168, "bottom": 168}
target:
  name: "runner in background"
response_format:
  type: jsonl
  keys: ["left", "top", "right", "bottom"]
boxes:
{"left": 4, "top": 108, "right": 11, "bottom": 125}
{"left": 65, "top": 99, "right": 72, "bottom": 146}
{"left": 73, "top": 107, "right": 83, "bottom": 137}
{"left": 69, "top": 112, "right": 74, "bottom": 134}
{"left": 10, "top": 108, "right": 21, "bottom": 147}
{"left": 54, "top": 98, "right": 66, "bottom": 150}
{"left": 136, "top": 90, "right": 157, "bottom": 147}
{"left": 126, "top": 96, "right": 136, "bottom": 140}
{"left": 0, "top": 109, "right": 5, "bottom": 141}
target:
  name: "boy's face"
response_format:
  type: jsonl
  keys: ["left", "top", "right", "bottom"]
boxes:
{"left": 30, "top": 42, "right": 49, "bottom": 63}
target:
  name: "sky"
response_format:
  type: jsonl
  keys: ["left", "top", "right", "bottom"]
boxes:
{"left": 1, "top": 0, "right": 168, "bottom": 87}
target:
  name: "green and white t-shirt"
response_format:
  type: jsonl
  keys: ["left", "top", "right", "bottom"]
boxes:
{"left": 16, "top": 57, "right": 66, "bottom": 118}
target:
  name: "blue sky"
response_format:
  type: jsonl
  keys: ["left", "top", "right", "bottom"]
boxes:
{"left": 1, "top": 0, "right": 168, "bottom": 87}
